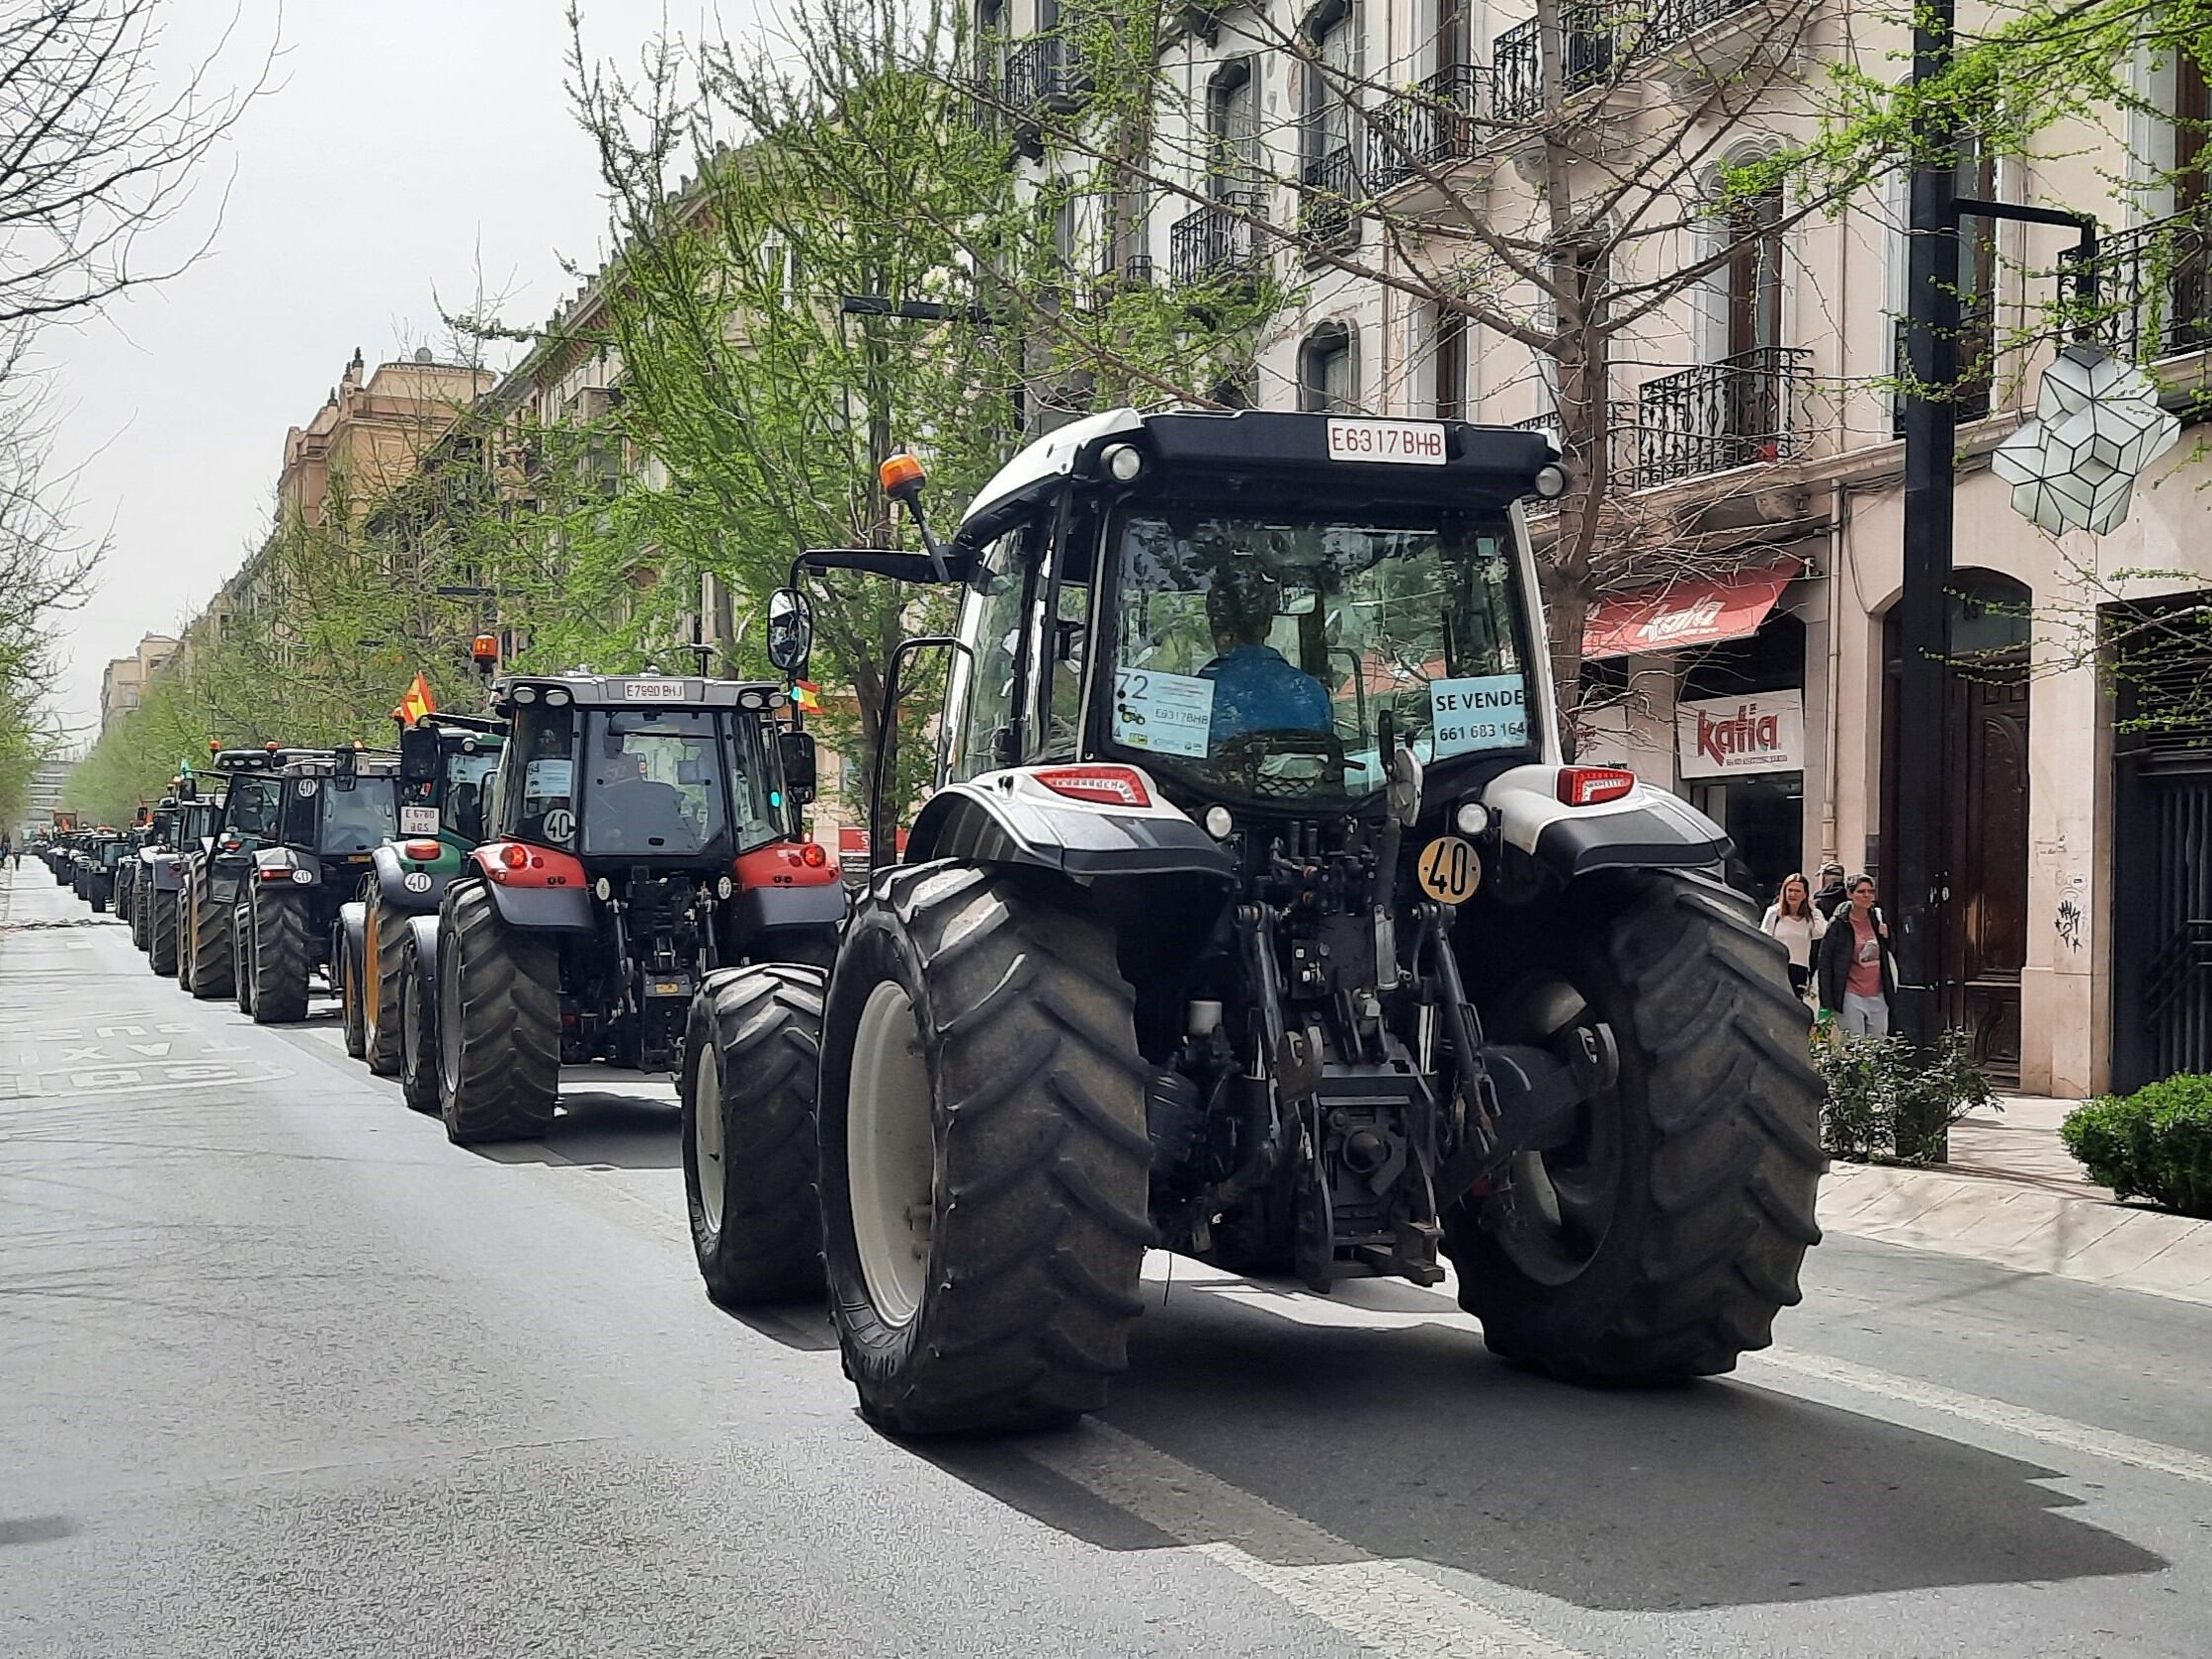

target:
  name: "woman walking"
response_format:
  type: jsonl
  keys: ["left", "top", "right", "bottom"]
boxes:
{"left": 1760, "top": 872, "right": 1826, "bottom": 999}
{"left": 1816, "top": 875, "right": 1896, "bottom": 1036}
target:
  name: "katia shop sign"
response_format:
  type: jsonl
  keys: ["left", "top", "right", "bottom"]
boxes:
{"left": 1676, "top": 691, "right": 1806, "bottom": 779}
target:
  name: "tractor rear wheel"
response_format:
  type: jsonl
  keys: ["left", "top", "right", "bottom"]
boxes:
{"left": 185, "top": 871, "right": 234, "bottom": 1000}
{"left": 146, "top": 888, "right": 178, "bottom": 977}
{"left": 818, "top": 864, "right": 1151, "bottom": 1436}
{"left": 128, "top": 886, "right": 147, "bottom": 950}
{"left": 366, "top": 893, "right": 409, "bottom": 1076}
{"left": 397, "top": 927, "right": 440, "bottom": 1114}
{"left": 436, "top": 880, "right": 558, "bottom": 1144}
{"left": 681, "top": 963, "right": 827, "bottom": 1307}
{"left": 1445, "top": 871, "right": 1826, "bottom": 1385}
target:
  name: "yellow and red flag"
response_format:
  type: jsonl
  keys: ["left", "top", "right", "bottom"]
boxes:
{"left": 392, "top": 672, "right": 437, "bottom": 725}
{"left": 791, "top": 679, "right": 823, "bottom": 716}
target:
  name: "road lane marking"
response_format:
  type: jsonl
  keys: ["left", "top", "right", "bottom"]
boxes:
{"left": 1745, "top": 1348, "right": 2212, "bottom": 1488}
{"left": 1029, "top": 1422, "right": 1583, "bottom": 1658}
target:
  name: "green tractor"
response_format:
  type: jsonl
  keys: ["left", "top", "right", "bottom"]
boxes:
{"left": 684, "top": 411, "right": 1825, "bottom": 1435}
{"left": 336, "top": 715, "right": 504, "bottom": 1107}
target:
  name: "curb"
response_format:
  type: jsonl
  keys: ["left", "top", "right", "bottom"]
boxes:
{"left": 1819, "top": 1159, "right": 2212, "bottom": 1307}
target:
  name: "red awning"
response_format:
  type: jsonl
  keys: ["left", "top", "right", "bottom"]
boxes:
{"left": 1582, "top": 561, "right": 1799, "bottom": 660}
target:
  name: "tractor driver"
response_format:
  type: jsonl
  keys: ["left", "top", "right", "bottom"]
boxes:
{"left": 1199, "top": 562, "right": 1332, "bottom": 749}
{"left": 586, "top": 746, "right": 696, "bottom": 850}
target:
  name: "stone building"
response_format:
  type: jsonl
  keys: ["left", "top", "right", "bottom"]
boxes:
{"left": 98, "top": 634, "right": 180, "bottom": 731}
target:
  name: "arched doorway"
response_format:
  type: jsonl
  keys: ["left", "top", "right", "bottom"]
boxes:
{"left": 1881, "top": 569, "right": 2032, "bottom": 1083}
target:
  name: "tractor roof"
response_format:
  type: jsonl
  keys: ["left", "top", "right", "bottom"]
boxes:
{"left": 276, "top": 750, "right": 401, "bottom": 778}
{"left": 954, "top": 407, "right": 1556, "bottom": 553}
{"left": 211, "top": 746, "right": 322, "bottom": 772}
{"left": 489, "top": 673, "right": 787, "bottom": 715}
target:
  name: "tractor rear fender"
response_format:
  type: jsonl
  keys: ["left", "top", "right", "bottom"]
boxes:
{"left": 338, "top": 900, "right": 367, "bottom": 976}
{"left": 147, "top": 850, "right": 189, "bottom": 893}
{"left": 249, "top": 845, "right": 323, "bottom": 887}
{"left": 730, "top": 879, "right": 846, "bottom": 943}
{"left": 904, "top": 769, "right": 1234, "bottom": 885}
{"left": 1480, "top": 765, "right": 1732, "bottom": 883}
{"left": 370, "top": 842, "right": 443, "bottom": 911}
{"left": 466, "top": 843, "right": 595, "bottom": 932}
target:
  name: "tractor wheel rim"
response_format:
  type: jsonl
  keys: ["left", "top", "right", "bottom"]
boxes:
{"left": 1484, "top": 972, "right": 1624, "bottom": 1287}
{"left": 694, "top": 1043, "right": 726, "bottom": 1235}
{"left": 848, "top": 979, "right": 933, "bottom": 1329}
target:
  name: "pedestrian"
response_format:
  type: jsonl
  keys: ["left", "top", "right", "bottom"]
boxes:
{"left": 1816, "top": 874, "right": 1896, "bottom": 1036}
{"left": 1760, "top": 871, "right": 1826, "bottom": 1000}
{"left": 1811, "top": 861, "right": 1849, "bottom": 920}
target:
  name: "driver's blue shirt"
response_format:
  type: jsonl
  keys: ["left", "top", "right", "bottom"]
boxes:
{"left": 1201, "top": 646, "right": 1333, "bottom": 747}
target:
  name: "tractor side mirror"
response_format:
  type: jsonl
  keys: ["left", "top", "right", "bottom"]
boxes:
{"left": 766, "top": 587, "right": 812, "bottom": 675}
{"left": 399, "top": 726, "right": 441, "bottom": 784}
{"left": 778, "top": 729, "right": 817, "bottom": 806}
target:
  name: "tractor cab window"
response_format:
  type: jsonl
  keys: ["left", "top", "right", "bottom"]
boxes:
{"left": 444, "top": 750, "right": 497, "bottom": 842}
{"left": 947, "top": 529, "right": 1032, "bottom": 782}
{"left": 280, "top": 777, "right": 320, "bottom": 845}
{"left": 505, "top": 705, "right": 578, "bottom": 846}
{"left": 581, "top": 710, "right": 727, "bottom": 856}
{"left": 1039, "top": 501, "right": 1096, "bottom": 762}
{"left": 723, "top": 717, "right": 784, "bottom": 851}
{"left": 222, "top": 775, "right": 283, "bottom": 845}
{"left": 318, "top": 777, "right": 398, "bottom": 855}
{"left": 1105, "top": 508, "right": 1530, "bottom": 803}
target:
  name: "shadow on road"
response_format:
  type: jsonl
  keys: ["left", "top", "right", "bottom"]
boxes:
{"left": 919, "top": 1275, "right": 2168, "bottom": 1614}
{"left": 465, "top": 1091, "right": 681, "bottom": 1171}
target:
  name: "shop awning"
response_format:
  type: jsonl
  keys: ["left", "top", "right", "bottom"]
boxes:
{"left": 1582, "top": 561, "right": 1799, "bottom": 660}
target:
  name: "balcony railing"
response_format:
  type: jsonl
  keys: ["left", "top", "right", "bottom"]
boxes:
{"left": 1889, "top": 299, "right": 1996, "bottom": 438}
{"left": 1647, "top": 0, "right": 1762, "bottom": 48}
{"left": 1082, "top": 252, "right": 1154, "bottom": 310}
{"left": 1170, "top": 192, "right": 1264, "bottom": 285}
{"left": 1491, "top": 10, "right": 1616, "bottom": 124}
{"left": 1299, "top": 144, "right": 1361, "bottom": 250}
{"left": 1635, "top": 346, "right": 1811, "bottom": 486}
{"left": 1003, "top": 34, "right": 1086, "bottom": 117}
{"left": 2067, "top": 203, "right": 2212, "bottom": 364}
{"left": 1367, "top": 63, "right": 1489, "bottom": 191}
{"left": 1511, "top": 402, "right": 1639, "bottom": 485}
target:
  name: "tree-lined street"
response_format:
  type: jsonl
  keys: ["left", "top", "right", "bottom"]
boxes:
{"left": 5, "top": 864, "right": 2210, "bottom": 1658}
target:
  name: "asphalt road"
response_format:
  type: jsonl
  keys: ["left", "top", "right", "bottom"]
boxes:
{"left": 4, "top": 862, "right": 2210, "bottom": 1658}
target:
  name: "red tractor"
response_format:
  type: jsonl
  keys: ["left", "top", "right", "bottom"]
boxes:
{"left": 424, "top": 670, "right": 843, "bottom": 1144}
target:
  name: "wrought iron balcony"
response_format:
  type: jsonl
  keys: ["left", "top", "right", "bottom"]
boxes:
{"left": 1634, "top": 347, "right": 1810, "bottom": 486}
{"left": 1491, "top": 11, "right": 1617, "bottom": 124}
{"left": 1367, "top": 63, "right": 1489, "bottom": 192}
{"left": 1512, "top": 402, "right": 1639, "bottom": 484}
{"left": 1082, "top": 252, "right": 1154, "bottom": 310}
{"left": 1299, "top": 144, "right": 1361, "bottom": 251}
{"left": 1647, "top": 0, "right": 1762, "bottom": 48}
{"left": 1889, "top": 299, "right": 1996, "bottom": 438}
{"left": 2066, "top": 202, "right": 2212, "bottom": 364}
{"left": 1003, "top": 34, "right": 1086, "bottom": 118}
{"left": 1170, "top": 192, "right": 1265, "bottom": 285}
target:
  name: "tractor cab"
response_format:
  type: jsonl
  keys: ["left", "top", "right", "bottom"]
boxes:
{"left": 395, "top": 716, "right": 504, "bottom": 853}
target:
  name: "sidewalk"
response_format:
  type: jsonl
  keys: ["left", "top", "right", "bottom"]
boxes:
{"left": 1819, "top": 1094, "right": 2212, "bottom": 1306}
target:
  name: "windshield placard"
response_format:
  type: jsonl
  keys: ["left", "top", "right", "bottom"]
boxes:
{"left": 1112, "top": 668, "right": 1214, "bottom": 758}
{"left": 1430, "top": 674, "right": 1529, "bottom": 758}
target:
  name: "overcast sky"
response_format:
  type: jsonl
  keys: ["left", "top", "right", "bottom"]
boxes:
{"left": 42, "top": 1, "right": 758, "bottom": 742}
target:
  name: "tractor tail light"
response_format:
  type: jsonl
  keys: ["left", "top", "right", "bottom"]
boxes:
{"left": 1034, "top": 765, "right": 1150, "bottom": 809}
{"left": 403, "top": 838, "right": 443, "bottom": 861}
{"left": 257, "top": 865, "right": 292, "bottom": 882}
{"left": 500, "top": 843, "right": 529, "bottom": 870}
{"left": 1557, "top": 766, "right": 1637, "bottom": 808}
{"left": 800, "top": 841, "right": 827, "bottom": 868}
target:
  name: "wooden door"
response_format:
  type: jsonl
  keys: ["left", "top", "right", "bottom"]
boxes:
{"left": 1943, "top": 662, "right": 2030, "bottom": 1083}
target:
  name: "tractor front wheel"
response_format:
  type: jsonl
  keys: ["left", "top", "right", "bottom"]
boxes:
{"left": 818, "top": 864, "right": 1151, "bottom": 1436}
{"left": 366, "top": 894, "right": 409, "bottom": 1076}
{"left": 185, "top": 871, "right": 234, "bottom": 1000}
{"left": 1446, "top": 871, "right": 1826, "bottom": 1384}
{"left": 339, "top": 925, "right": 369, "bottom": 1058}
{"left": 397, "top": 926, "right": 441, "bottom": 1115}
{"left": 146, "top": 888, "right": 178, "bottom": 977}
{"left": 681, "top": 963, "right": 827, "bottom": 1307}
{"left": 436, "top": 881, "right": 558, "bottom": 1144}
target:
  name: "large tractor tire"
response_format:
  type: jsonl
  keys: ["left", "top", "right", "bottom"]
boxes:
{"left": 128, "top": 886, "right": 147, "bottom": 951}
{"left": 339, "top": 926, "right": 368, "bottom": 1059}
{"left": 248, "top": 887, "right": 310, "bottom": 1024}
{"left": 146, "top": 889, "right": 179, "bottom": 977}
{"left": 185, "top": 871, "right": 234, "bottom": 1000}
{"left": 173, "top": 892, "right": 194, "bottom": 987}
{"left": 436, "top": 881, "right": 558, "bottom": 1144}
{"left": 681, "top": 963, "right": 827, "bottom": 1307}
{"left": 1446, "top": 871, "right": 1826, "bottom": 1385}
{"left": 818, "top": 864, "right": 1151, "bottom": 1436}
{"left": 366, "top": 894, "right": 410, "bottom": 1076}
{"left": 396, "top": 928, "right": 441, "bottom": 1115}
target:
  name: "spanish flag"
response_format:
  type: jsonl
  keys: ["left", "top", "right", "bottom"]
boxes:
{"left": 392, "top": 672, "right": 437, "bottom": 725}
{"left": 791, "top": 679, "right": 823, "bottom": 716}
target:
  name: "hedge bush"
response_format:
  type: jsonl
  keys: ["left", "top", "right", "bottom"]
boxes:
{"left": 2062, "top": 1076, "right": 2212, "bottom": 1217}
{"left": 1814, "top": 1027, "right": 1996, "bottom": 1166}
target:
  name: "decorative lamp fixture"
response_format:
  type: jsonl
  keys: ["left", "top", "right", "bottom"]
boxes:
{"left": 1991, "top": 344, "right": 2180, "bottom": 535}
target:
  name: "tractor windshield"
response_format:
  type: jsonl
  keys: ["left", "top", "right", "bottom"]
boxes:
{"left": 1105, "top": 507, "right": 1533, "bottom": 804}
{"left": 318, "top": 779, "right": 399, "bottom": 855}
{"left": 444, "top": 749, "right": 497, "bottom": 842}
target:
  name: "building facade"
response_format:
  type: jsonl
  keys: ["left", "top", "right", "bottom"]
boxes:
{"left": 99, "top": 634, "right": 180, "bottom": 731}
{"left": 984, "top": 0, "right": 2212, "bottom": 1094}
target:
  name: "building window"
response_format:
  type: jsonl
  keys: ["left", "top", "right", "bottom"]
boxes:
{"left": 1300, "top": 323, "right": 1357, "bottom": 412}
{"left": 1723, "top": 182, "right": 1784, "bottom": 361}
{"left": 1303, "top": 0, "right": 1355, "bottom": 173}
{"left": 1432, "top": 306, "right": 1466, "bottom": 420}
{"left": 1206, "top": 57, "right": 1259, "bottom": 199}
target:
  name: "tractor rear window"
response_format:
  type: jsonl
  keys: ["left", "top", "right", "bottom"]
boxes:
{"left": 581, "top": 710, "right": 727, "bottom": 857}
{"left": 318, "top": 779, "right": 398, "bottom": 855}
